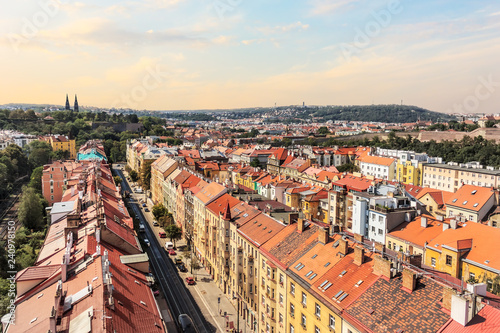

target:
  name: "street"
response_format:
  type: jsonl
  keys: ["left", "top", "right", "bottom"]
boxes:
{"left": 114, "top": 165, "right": 215, "bottom": 333}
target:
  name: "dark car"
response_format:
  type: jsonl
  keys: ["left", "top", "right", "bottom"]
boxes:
{"left": 178, "top": 314, "right": 195, "bottom": 332}
{"left": 144, "top": 208, "right": 149, "bottom": 212}
{"left": 178, "top": 264, "right": 187, "bottom": 272}
{"left": 142, "top": 203, "right": 146, "bottom": 207}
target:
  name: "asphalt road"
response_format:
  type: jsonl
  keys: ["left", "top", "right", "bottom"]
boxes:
{"left": 113, "top": 165, "right": 214, "bottom": 333}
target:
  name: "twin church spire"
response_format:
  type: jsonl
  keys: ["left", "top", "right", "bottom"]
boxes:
{"left": 65, "top": 94, "right": 79, "bottom": 112}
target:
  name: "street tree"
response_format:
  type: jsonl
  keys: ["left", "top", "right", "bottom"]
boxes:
{"left": 164, "top": 224, "right": 182, "bottom": 247}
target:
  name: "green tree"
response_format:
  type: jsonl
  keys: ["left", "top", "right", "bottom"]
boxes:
{"left": 250, "top": 159, "right": 262, "bottom": 168}
{"left": 51, "top": 150, "right": 70, "bottom": 160}
{"left": 140, "top": 160, "right": 154, "bottom": 190}
{"left": 152, "top": 203, "right": 168, "bottom": 220}
{"left": 25, "top": 141, "right": 53, "bottom": 168}
{"left": 129, "top": 170, "right": 138, "bottom": 182}
{"left": 18, "top": 187, "right": 44, "bottom": 230}
{"left": 317, "top": 126, "right": 330, "bottom": 135}
{"left": 28, "top": 166, "right": 44, "bottom": 194}
{"left": 164, "top": 224, "right": 182, "bottom": 247}
{"left": 113, "top": 176, "right": 122, "bottom": 185}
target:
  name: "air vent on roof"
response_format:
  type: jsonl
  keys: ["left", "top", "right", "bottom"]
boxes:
{"left": 37, "top": 293, "right": 44, "bottom": 299}
{"left": 485, "top": 260, "right": 490, "bottom": 264}
{"left": 30, "top": 318, "right": 37, "bottom": 324}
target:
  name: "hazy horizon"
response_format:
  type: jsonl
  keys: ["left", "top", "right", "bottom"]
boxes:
{"left": 1, "top": 0, "right": 499, "bottom": 113}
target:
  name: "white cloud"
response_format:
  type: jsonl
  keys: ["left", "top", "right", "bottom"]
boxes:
{"left": 257, "top": 21, "right": 310, "bottom": 35}
{"left": 308, "top": 0, "right": 359, "bottom": 16}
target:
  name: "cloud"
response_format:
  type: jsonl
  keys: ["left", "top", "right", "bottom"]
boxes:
{"left": 257, "top": 21, "right": 310, "bottom": 35}
{"left": 308, "top": 0, "right": 359, "bottom": 16}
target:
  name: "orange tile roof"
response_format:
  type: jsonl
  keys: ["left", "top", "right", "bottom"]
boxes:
{"left": 195, "top": 181, "right": 226, "bottom": 204}
{"left": 238, "top": 214, "right": 285, "bottom": 247}
{"left": 388, "top": 215, "right": 452, "bottom": 248}
{"left": 206, "top": 194, "right": 241, "bottom": 216}
{"left": 427, "top": 222, "right": 500, "bottom": 271}
{"left": 445, "top": 185, "right": 495, "bottom": 212}
{"left": 358, "top": 155, "right": 396, "bottom": 166}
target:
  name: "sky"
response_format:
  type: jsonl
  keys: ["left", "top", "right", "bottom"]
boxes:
{"left": 0, "top": 0, "right": 499, "bottom": 113}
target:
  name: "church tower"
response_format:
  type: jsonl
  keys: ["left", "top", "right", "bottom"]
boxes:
{"left": 65, "top": 94, "right": 70, "bottom": 110}
{"left": 74, "top": 95, "right": 79, "bottom": 112}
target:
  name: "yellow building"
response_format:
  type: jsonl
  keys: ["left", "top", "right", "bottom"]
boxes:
{"left": 43, "top": 135, "right": 76, "bottom": 159}
{"left": 396, "top": 160, "right": 422, "bottom": 185}
{"left": 424, "top": 221, "right": 500, "bottom": 293}
{"left": 150, "top": 155, "right": 178, "bottom": 204}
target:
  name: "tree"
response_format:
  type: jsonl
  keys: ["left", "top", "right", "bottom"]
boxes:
{"left": 152, "top": 203, "right": 168, "bottom": 220}
{"left": 113, "top": 176, "right": 122, "bottom": 185}
{"left": 129, "top": 170, "right": 138, "bottom": 182}
{"left": 140, "top": 160, "right": 154, "bottom": 190}
{"left": 28, "top": 166, "right": 44, "bottom": 193}
{"left": 51, "top": 150, "right": 70, "bottom": 160}
{"left": 18, "top": 187, "right": 44, "bottom": 230}
{"left": 164, "top": 224, "right": 182, "bottom": 247}
{"left": 25, "top": 140, "right": 52, "bottom": 169}
{"left": 250, "top": 159, "right": 261, "bottom": 168}
{"left": 317, "top": 126, "right": 330, "bottom": 135}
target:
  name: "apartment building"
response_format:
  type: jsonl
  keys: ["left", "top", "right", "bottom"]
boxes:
{"left": 358, "top": 155, "right": 396, "bottom": 180}
{"left": 422, "top": 162, "right": 500, "bottom": 192}
{"left": 41, "top": 135, "right": 77, "bottom": 159}
{"left": 150, "top": 155, "right": 178, "bottom": 204}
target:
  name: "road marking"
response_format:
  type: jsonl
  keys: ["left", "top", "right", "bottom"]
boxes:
{"left": 193, "top": 284, "right": 225, "bottom": 333}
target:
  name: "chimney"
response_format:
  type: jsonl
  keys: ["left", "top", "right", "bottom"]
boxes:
{"left": 49, "top": 306, "right": 57, "bottom": 333}
{"left": 374, "top": 242, "right": 385, "bottom": 254}
{"left": 338, "top": 237, "right": 348, "bottom": 256}
{"left": 450, "top": 219, "right": 457, "bottom": 229}
{"left": 374, "top": 255, "right": 392, "bottom": 279}
{"left": 402, "top": 268, "right": 417, "bottom": 292}
{"left": 297, "top": 218, "right": 305, "bottom": 233}
{"left": 437, "top": 214, "right": 444, "bottom": 221}
{"left": 443, "top": 223, "right": 449, "bottom": 231}
{"left": 354, "top": 246, "right": 364, "bottom": 266}
{"left": 318, "top": 227, "right": 329, "bottom": 244}
{"left": 421, "top": 217, "right": 427, "bottom": 228}
{"left": 354, "top": 233, "right": 364, "bottom": 243}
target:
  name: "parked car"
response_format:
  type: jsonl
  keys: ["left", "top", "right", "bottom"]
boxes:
{"left": 178, "top": 314, "right": 195, "bottom": 332}
{"left": 139, "top": 224, "right": 145, "bottom": 233}
{"left": 142, "top": 203, "right": 146, "bottom": 207}
{"left": 185, "top": 277, "right": 195, "bottom": 285}
{"left": 178, "top": 264, "right": 187, "bottom": 272}
{"left": 143, "top": 238, "right": 150, "bottom": 247}
{"left": 168, "top": 249, "right": 176, "bottom": 255}
{"left": 159, "top": 231, "right": 166, "bottom": 238}
{"left": 153, "top": 221, "right": 159, "bottom": 226}
{"left": 174, "top": 258, "right": 183, "bottom": 265}
{"left": 165, "top": 242, "right": 174, "bottom": 250}
{"left": 144, "top": 208, "right": 149, "bottom": 212}
{"left": 153, "top": 290, "right": 160, "bottom": 297}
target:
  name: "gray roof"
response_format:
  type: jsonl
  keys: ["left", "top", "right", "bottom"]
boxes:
{"left": 51, "top": 201, "right": 76, "bottom": 215}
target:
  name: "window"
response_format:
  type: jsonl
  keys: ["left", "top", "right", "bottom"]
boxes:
{"left": 279, "top": 273, "right": 284, "bottom": 284}
{"left": 469, "top": 272, "right": 475, "bottom": 280}
{"left": 388, "top": 241, "right": 392, "bottom": 249}
{"left": 315, "top": 327, "right": 320, "bottom": 333}
{"left": 290, "top": 304, "right": 295, "bottom": 317}
{"left": 279, "top": 313, "right": 283, "bottom": 324}
{"left": 290, "top": 324, "right": 294, "bottom": 333}
{"left": 329, "top": 315, "right": 335, "bottom": 329}
{"left": 290, "top": 283, "right": 295, "bottom": 296}
{"left": 378, "top": 229, "right": 383, "bottom": 235}
{"left": 262, "top": 259, "right": 265, "bottom": 269}
{"left": 431, "top": 257, "right": 436, "bottom": 267}
{"left": 315, "top": 303, "right": 321, "bottom": 317}
{"left": 302, "top": 292, "right": 307, "bottom": 306}
{"left": 446, "top": 255, "right": 452, "bottom": 266}
{"left": 279, "top": 293, "right": 283, "bottom": 305}
{"left": 301, "top": 314, "right": 307, "bottom": 327}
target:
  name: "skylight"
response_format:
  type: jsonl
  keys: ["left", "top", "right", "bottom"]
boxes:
{"left": 294, "top": 263, "right": 302, "bottom": 269}
{"left": 309, "top": 273, "right": 317, "bottom": 280}
{"left": 452, "top": 198, "right": 457, "bottom": 203}
{"left": 333, "top": 290, "right": 343, "bottom": 299}
{"left": 471, "top": 190, "right": 477, "bottom": 195}
{"left": 473, "top": 203, "right": 478, "bottom": 207}
{"left": 339, "top": 270, "right": 347, "bottom": 277}
{"left": 323, "top": 283, "right": 332, "bottom": 291}
{"left": 324, "top": 262, "right": 331, "bottom": 267}
{"left": 319, "top": 280, "right": 329, "bottom": 288}
{"left": 463, "top": 201, "right": 468, "bottom": 205}
{"left": 312, "top": 254, "right": 318, "bottom": 259}
{"left": 305, "top": 270, "right": 313, "bottom": 277}
{"left": 338, "top": 293, "right": 349, "bottom": 302}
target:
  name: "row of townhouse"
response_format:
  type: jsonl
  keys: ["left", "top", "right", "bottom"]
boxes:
{"left": 8, "top": 143, "right": 163, "bottom": 333}
{"left": 143, "top": 151, "right": 500, "bottom": 332}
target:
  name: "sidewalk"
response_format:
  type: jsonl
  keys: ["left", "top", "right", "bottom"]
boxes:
{"left": 175, "top": 237, "right": 251, "bottom": 333}
{"left": 140, "top": 187, "right": 250, "bottom": 332}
